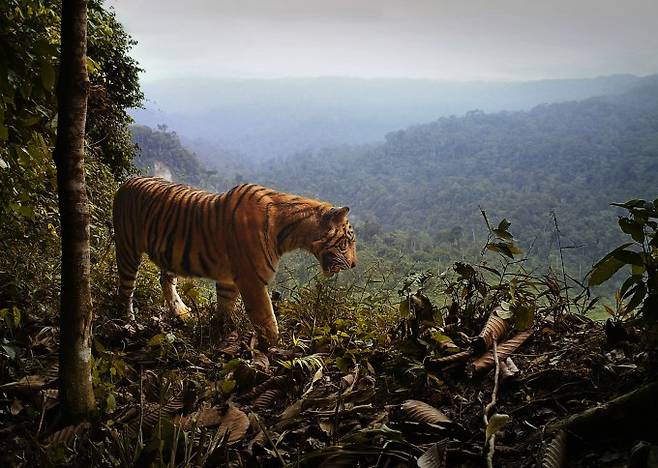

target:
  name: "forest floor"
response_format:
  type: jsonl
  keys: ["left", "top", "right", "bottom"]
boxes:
{"left": 0, "top": 283, "right": 656, "bottom": 467}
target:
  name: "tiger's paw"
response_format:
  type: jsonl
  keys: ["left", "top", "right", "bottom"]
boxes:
{"left": 175, "top": 306, "right": 193, "bottom": 322}
{"left": 167, "top": 298, "right": 193, "bottom": 323}
{"left": 255, "top": 324, "right": 280, "bottom": 351}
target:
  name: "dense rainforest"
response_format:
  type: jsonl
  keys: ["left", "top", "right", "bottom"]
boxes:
{"left": 0, "top": 0, "right": 142, "bottom": 315}
{"left": 131, "top": 79, "right": 658, "bottom": 297}
{"left": 1, "top": 1, "right": 657, "bottom": 467}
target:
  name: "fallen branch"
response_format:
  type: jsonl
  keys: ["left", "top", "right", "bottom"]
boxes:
{"left": 483, "top": 338, "right": 501, "bottom": 468}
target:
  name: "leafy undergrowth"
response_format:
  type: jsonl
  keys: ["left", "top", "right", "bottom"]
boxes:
{"left": 0, "top": 277, "right": 654, "bottom": 467}
{"left": 1, "top": 216, "right": 656, "bottom": 467}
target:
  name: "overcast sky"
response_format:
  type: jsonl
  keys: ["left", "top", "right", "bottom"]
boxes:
{"left": 108, "top": 0, "right": 658, "bottom": 83}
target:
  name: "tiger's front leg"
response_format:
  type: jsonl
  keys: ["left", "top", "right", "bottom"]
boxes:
{"left": 236, "top": 280, "right": 279, "bottom": 349}
{"left": 160, "top": 271, "right": 191, "bottom": 320}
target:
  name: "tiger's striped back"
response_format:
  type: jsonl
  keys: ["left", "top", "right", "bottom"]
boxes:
{"left": 114, "top": 177, "right": 227, "bottom": 280}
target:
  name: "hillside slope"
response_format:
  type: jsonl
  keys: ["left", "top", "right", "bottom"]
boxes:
{"left": 132, "top": 74, "right": 655, "bottom": 160}
{"left": 256, "top": 81, "right": 658, "bottom": 266}
{"left": 131, "top": 125, "right": 243, "bottom": 190}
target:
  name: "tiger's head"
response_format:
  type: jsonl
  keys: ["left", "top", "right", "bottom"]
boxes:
{"left": 312, "top": 206, "right": 357, "bottom": 277}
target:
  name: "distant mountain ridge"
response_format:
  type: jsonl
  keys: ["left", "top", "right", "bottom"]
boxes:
{"left": 132, "top": 74, "right": 657, "bottom": 161}
{"left": 252, "top": 80, "right": 658, "bottom": 266}
{"left": 129, "top": 80, "right": 658, "bottom": 280}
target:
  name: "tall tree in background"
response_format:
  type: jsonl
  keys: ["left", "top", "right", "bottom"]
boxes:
{"left": 53, "top": 0, "right": 95, "bottom": 419}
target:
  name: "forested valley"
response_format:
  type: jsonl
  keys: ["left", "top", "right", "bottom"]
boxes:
{"left": 1, "top": 1, "right": 657, "bottom": 467}
{"left": 134, "top": 78, "right": 658, "bottom": 300}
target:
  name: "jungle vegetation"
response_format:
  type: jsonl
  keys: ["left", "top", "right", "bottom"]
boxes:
{"left": 1, "top": 1, "right": 657, "bottom": 466}
{"left": 131, "top": 79, "right": 658, "bottom": 297}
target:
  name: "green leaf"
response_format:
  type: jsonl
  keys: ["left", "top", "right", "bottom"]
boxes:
{"left": 147, "top": 333, "right": 165, "bottom": 347}
{"left": 625, "top": 283, "right": 646, "bottom": 314}
{"left": 593, "top": 243, "right": 635, "bottom": 267}
{"left": 612, "top": 250, "right": 644, "bottom": 266}
{"left": 431, "top": 332, "right": 454, "bottom": 344}
{"left": 486, "top": 242, "right": 522, "bottom": 259}
{"left": 497, "top": 219, "right": 511, "bottom": 231}
{"left": 620, "top": 275, "right": 643, "bottom": 299}
{"left": 94, "top": 339, "right": 106, "bottom": 353}
{"left": 454, "top": 262, "right": 476, "bottom": 279}
{"left": 588, "top": 257, "right": 625, "bottom": 286}
{"left": 106, "top": 393, "right": 116, "bottom": 412}
{"left": 399, "top": 299, "right": 410, "bottom": 318}
{"left": 618, "top": 217, "right": 644, "bottom": 243}
{"left": 112, "top": 359, "right": 127, "bottom": 378}
{"left": 397, "top": 337, "right": 425, "bottom": 356}
{"left": 335, "top": 356, "right": 351, "bottom": 372}
{"left": 39, "top": 61, "right": 55, "bottom": 91}
{"left": 18, "top": 205, "right": 34, "bottom": 219}
{"left": 11, "top": 307, "right": 20, "bottom": 328}
{"left": 479, "top": 265, "right": 502, "bottom": 278}
{"left": 511, "top": 302, "right": 535, "bottom": 330}
{"left": 222, "top": 379, "right": 236, "bottom": 394}
{"left": 86, "top": 57, "right": 101, "bottom": 75}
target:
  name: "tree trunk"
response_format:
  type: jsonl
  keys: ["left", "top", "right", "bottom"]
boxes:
{"left": 54, "top": 0, "right": 95, "bottom": 420}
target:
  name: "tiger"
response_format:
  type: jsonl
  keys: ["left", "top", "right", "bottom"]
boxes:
{"left": 112, "top": 177, "right": 357, "bottom": 347}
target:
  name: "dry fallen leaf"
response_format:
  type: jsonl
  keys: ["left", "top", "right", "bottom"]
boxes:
{"left": 10, "top": 399, "right": 23, "bottom": 416}
{"left": 216, "top": 404, "right": 250, "bottom": 444}
{"left": 279, "top": 399, "right": 303, "bottom": 422}
{"left": 44, "top": 422, "right": 91, "bottom": 446}
{"left": 470, "top": 330, "right": 533, "bottom": 374}
{"left": 0, "top": 374, "right": 48, "bottom": 392}
{"left": 253, "top": 389, "right": 283, "bottom": 411}
{"left": 477, "top": 311, "right": 510, "bottom": 349}
{"left": 417, "top": 440, "right": 448, "bottom": 468}
{"left": 542, "top": 430, "right": 568, "bottom": 468}
{"left": 176, "top": 403, "right": 249, "bottom": 444}
{"left": 401, "top": 400, "right": 451, "bottom": 426}
{"left": 251, "top": 348, "right": 270, "bottom": 371}
{"left": 485, "top": 413, "right": 510, "bottom": 440}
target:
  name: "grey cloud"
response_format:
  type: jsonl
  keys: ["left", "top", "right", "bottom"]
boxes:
{"left": 108, "top": 0, "right": 658, "bottom": 81}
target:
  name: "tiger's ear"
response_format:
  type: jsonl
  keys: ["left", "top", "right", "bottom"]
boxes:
{"left": 322, "top": 206, "right": 350, "bottom": 227}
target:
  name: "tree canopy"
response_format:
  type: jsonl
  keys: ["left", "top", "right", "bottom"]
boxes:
{"left": 0, "top": 0, "right": 142, "bottom": 310}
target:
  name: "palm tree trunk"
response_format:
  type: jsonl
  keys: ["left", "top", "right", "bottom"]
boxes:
{"left": 53, "top": 0, "right": 95, "bottom": 420}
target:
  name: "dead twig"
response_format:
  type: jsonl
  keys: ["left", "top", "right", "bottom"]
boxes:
{"left": 252, "top": 412, "right": 286, "bottom": 466}
{"left": 484, "top": 337, "right": 501, "bottom": 468}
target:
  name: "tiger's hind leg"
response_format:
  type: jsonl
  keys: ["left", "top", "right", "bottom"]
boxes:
{"left": 211, "top": 282, "right": 239, "bottom": 342}
{"left": 116, "top": 244, "right": 142, "bottom": 320}
{"left": 160, "top": 271, "right": 191, "bottom": 320}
